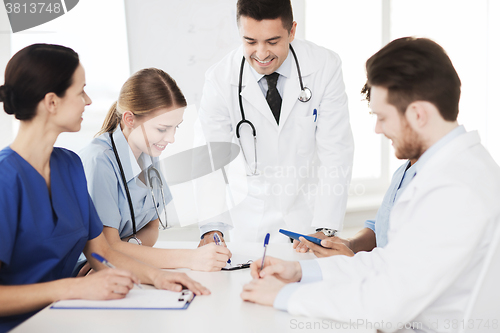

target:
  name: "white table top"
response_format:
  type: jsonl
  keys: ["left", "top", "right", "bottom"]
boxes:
{"left": 11, "top": 242, "right": 375, "bottom": 333}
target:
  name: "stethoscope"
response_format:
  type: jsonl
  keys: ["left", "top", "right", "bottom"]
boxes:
{"left": 236, "top": 44, "right": 312, "bottom": 176}
{"left": 110, "top": 131, "right": 169, "bottom": 246}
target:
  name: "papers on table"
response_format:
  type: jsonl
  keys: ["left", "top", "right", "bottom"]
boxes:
{"left": 51, "top": 289, "right": 194, "bottom": 310}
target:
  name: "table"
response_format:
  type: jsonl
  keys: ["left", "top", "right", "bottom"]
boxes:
{"left": 11, "top": 242, "right": 375, "bottom": 333}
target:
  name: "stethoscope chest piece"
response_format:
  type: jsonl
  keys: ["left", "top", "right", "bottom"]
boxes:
{"left": 109, "top": 131, "right": 169, "bottom": 248}
{"left": 298, "top": 87, "right": 312, "bottom": 102}
{"left": 127, "top": 235, "right": 142, "bottom": 245}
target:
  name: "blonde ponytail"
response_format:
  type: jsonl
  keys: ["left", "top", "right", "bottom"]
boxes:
{"left": 96, "top": 101, "right": 120, "bottom": 136}
{"left": 96, "top": 68, "right": 187, "bottom": 137}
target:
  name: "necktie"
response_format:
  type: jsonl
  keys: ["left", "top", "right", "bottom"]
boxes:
{"left": 265, "top": 72, "right": 282, "bottom": 124}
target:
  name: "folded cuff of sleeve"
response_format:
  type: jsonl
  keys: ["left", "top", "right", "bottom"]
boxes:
{"left": 299, "top": 259, "right": 323, "bottom": 283}
{"left": 199, "top": 222, "right": 230, "bottom": 238}
{"left": 274, "top": 283, "right": 302, "bottom": 311}
{"left": 364, "top": 219, "right": 375, "bottom": 232}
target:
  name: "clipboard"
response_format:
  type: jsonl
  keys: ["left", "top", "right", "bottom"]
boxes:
{"left": 221, "top": 260, "right": 253, "bottom": 270}
{"left": 50, "top": 289, "right": 195, "bottom": 310}
{"left": 221, "top": 254, "right": 253, "bottom": 271}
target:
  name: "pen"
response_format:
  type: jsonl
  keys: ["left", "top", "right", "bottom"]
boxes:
{"left": 213, "top": 233, "right": 231, "bottom": 264}
{"left": 91, "top": 252, "right": 143, "bottom": 289}
{"left": 260, "top": 233, "right": 270, "bottom": 273}
{"left": 313, "top": 109, "right": 317, "bottom": 122}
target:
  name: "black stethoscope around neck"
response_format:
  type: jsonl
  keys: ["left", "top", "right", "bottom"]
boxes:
{"left": 236, "top": 44, "right": 312, "bottom": 176}
{"left": 109, "top": 131, "right": 169, "bottom": 246}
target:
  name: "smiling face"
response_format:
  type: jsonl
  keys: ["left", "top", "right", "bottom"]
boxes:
{"left": 55, "top": 64, "right": 92, "bottom": 132}
{"left": 238, "top": 16, "right": 296, "bottom": 75}
{"left": 370, "top": 86, "right": 424, "bottom": 161}
{"left": 127, "top": 106, "right": 185, "bottom": 158}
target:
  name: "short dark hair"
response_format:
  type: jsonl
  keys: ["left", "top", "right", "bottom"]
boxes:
{"left": 237, "top": 0, "right": 294, "bottom": 32}
{"left": 361, "top": 37, "right": 461, "bottom": 121}
{"left": 0, "top": 43, "right": 79, "bottom": 120}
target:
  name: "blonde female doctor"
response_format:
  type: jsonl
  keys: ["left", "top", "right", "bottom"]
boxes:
{"left": 78, "top": 68, "right": 231, "bottom": 274}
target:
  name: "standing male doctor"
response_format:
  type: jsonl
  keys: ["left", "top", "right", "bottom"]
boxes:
{"left": 196, "top": 0, "right": 354, "bottom": 246}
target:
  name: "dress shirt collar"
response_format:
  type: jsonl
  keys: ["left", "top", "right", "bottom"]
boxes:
{"left": 414, "top": 125, "right": 466, "bottom": 174}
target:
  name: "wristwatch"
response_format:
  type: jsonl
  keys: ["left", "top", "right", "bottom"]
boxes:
{"left": 316, "top": 228, "right": 337, "bottom": 237}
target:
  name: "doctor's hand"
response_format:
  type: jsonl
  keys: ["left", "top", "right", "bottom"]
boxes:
{"left": 74, "top": 268, "right": 138, "bottom": 300}
{"left": 293, "top": 231, "right": 330, "bottom": 253}
{"left": 250, "top": 256, "right": 302, "bottom": 283}
{"left": 197, "top": 231, "right": 226, "bottom": 248}
{"left": 152, "top": 271, "right": 211, "bottom": 296}
{"left": 241, "top": 275, "right": 286, "bottom": 307}
{"left": 300, "top": 237, "right": 354, "bottom": 258}
{"left": 189, "top": 243, "right": 232, "bottom": 272}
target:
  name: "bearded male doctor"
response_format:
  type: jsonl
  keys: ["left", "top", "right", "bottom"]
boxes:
{"left": 196, "top": 0, "right": 354, "bottom": 246}
{"left": 241, "top": 37, "right": 500, "bottom": 332}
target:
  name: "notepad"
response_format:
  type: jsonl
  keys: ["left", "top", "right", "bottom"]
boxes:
{"left": 51, "top": 289, "right": 194, "bottom": 310}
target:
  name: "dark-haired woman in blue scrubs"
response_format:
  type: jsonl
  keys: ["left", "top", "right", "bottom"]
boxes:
{"left": 0, "top": 44, "right": 209, "bottom": 333}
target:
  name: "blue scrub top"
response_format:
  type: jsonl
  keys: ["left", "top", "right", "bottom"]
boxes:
{"left": 0, "top": 147, "right": 103, "bottom": 332}
{"left": 79, "top": 126, "right": 172, "bottom": 238}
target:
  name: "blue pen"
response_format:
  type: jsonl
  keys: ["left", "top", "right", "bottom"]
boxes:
{"left": 259, "top": 233, "right": 271, "bottom": 273}
{"left": 213, "top": 233, "right": 231, "bottom": 264}
{"left": 313, "top": 109, "right": 317, "bottom": 122}
{"left": 91, "top": 252, "right": 142, "bottom": 289}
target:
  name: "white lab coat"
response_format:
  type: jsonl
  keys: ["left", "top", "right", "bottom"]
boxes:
{"left": 196, "top": 39, "right": 354, "bottom": 242}
{"left": 285, "top": 131, "right": 500, "bottom": 332}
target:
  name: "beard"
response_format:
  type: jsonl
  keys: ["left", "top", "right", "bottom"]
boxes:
{"left": 394, "top": 119, "right": 425, "bottom": 161}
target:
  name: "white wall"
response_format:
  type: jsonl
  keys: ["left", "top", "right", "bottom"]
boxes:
{"left": 0, "top": 0, "right": 130, "bottom": 153}
{"left": 124, "top": 0, "right": 239, "bottom": 108}
{"left": 123, "top": 0, "right": 305, "bottom": 113}
{"left": 0, "top": 5, "right": 12, "bottom": 149}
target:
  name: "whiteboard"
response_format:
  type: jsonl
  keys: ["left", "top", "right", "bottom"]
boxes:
{"left": 124, "top": 0, "right": 241, "bottom": 107}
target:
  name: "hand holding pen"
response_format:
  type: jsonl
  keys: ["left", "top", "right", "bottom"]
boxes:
{"left": 92, "top": 253, "right": 142, "bottom": 289}
{"left": 67, "top": 253, "right": 140, "bottom": 300}
{"left": 90, "top": 253, "right": 210, "bottom": 295}
{"left": 240, "top": 233, "right": 290, "bottom": 306}
{"left": 214, "top": 233, "right": 231, "bottom": 264}
{"left": 248, "top": 233, "right": 303, "bottom": 282}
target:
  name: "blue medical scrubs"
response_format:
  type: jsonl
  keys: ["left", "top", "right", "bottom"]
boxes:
{"left": 0, "top": 147, "right": 103, "bottom": 332}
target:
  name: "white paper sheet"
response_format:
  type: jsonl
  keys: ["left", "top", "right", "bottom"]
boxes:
{"left": 51, "top": 289, "right": 194, "bottom": 310}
